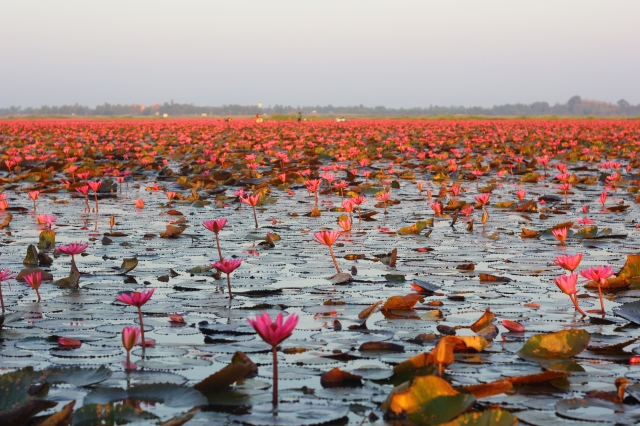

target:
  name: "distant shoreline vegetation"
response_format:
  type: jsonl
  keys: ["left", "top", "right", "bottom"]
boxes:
{"left": 1, "top": 96, "right": 639, "bottom": 118}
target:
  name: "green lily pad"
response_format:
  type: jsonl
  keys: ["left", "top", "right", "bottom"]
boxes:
{"left": 72, "top": 403, "right": 158, "bottom": 426}
{"left": 443, "top": 409, "right": 519, "bottom": 426}
{"left": 35, "top": 365, "right": 112, "bottom": 387}
{"left": 519, "top": 330, "right": 590, "bottom": 360}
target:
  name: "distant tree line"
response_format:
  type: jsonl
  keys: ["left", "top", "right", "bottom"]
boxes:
{"left": 1, "top": 96, "right": 639, "bottom": 117}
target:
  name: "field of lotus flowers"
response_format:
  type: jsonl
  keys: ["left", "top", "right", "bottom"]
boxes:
{"left": 2, "top": 118, "right": 640, "bottom": 425}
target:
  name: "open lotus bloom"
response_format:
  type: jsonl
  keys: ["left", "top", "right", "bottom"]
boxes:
{"left": 247, "top": 312, "right": 299, "bottom": 347}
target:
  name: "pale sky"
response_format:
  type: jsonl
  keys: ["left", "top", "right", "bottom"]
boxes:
{"left": 1, "top": 0, "right": 639, "bottom": 108}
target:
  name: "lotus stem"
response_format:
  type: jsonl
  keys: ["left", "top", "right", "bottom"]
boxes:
{"left": 0, "top": 286, "right": 4, "bottom": 312}
{"left": 596, "top": 283, "right": 605, "bottom": 315}
{"left": 570, "top": 294, "right": 586, "bottom": 317}
{"left": 252, "top": 205, "right": 258, "bottom": 228}
{"left": 215, "top": 233, "right": 223, "bottom": 261}
{"left": 138, "top": 307, "right": 146, "bottom": 347}
{"left": 328, "top": 245, "right": 341, "bottom": 274}
{"left": 272, "top": 346, "right": 278, "bottom": 407}
{"left": 226, "top": 273, "right": 233, "bottom": 299}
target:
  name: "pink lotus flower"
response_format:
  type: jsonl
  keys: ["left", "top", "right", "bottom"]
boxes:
{"left": 88, "top": 180, "right": 102, "bottom": 192}
{"left": 580, "top": 265, "right": 614, "bottom": 286}
{"left": 36, "top": 214, "right": 57, "bottom": 229}
{"left": 212, "top": 258, "right": 243, "bottom": 299}
{"left": 121, "top": 326, "right": 141, "bottom": 371}
{"left": 87, "top": 181, "right": 102, "bottom": 211}
{"left": 516, "top": 189, "right": 526, "bottom": 201}
{"left": 58, "top": 337, "right": 82, "bottom": 348}
{"left": 116, "top": 288, "right": 155, "bottom": 347}
{"left": 461, "top": 205, "right": 473, "bottom": 217}
{"left": 247, "top": 312, "right": 299, "bottom": 406}
{"left": 474, "top": 193, "right": 490, "bottom": 207}
{"left": 580, "top": 266, "right": 615, "bottom": 315}
{"left": 338, "top": 218, "right": 351, "bottom": 232}
{"left": 554, "top": 273, "right": 579, "bottom": 295}
{"left": 203, "top": 218, "right": 227, "bottom": 260}
{"left": 430, "top": 202, "right": 442, "bottom": 216}
{"left": 165, "top": 191, "right": 176, "bottom": 205}
{"left": 0, "top": 268, "right": 16, "bottom": 312}
{"left": 28, "top": 191, "right": 40, "bottom": 211}
{"left": 248, "top": 312, "right": 298, "bottom": 347}
{"left": 553, "top": 273, "right": 586, "bottom": 316}
{"left": 116, "top": 176, "right": 125, "bottom": 193}
{"left": 56, "top": 242, "right": 88, "bottom": 271}
{"left": 334, "top": 181, "right": 348, "bottom": 200}
{"left": 314, "top": 230, "right": 342, "bottom": 273}
{"left": 241, "top": 193, "right": 261, "bottom": 228}
{"left": 577, "top": 217, "right": 594, "bottom": 226}
{"left": 24, "top": 271, "right": 43, "bottom": 302}
{"left": 502, "top": 320, "right": 524, "bottom": 333}
{"left": 552, "top": 227, "right": 568, "bottom": 245}
{"left": 376, "top": 191, "right": 391, "bottom": 214}
{"left": 76, "top": 185, "right": 90, "bottom": 211}
{"left": 555, "top": 253, "right": 583, "bottom": 272}
{"left": 77, "top": 172, "right": 90, "bottom": 181}
{"left": 582, "top": 205, "right": 589, "bottom": 213}
{"left": 599, "top": 191, "right": 607, "bottom": 207}
{"left": 135, "top": 198, "right": 144, "bottom": 209}
{"left": 278, "top": 173, "right": 287, "bottom": 183}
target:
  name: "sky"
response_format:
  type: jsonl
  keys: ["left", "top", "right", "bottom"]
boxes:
{"left": 1, "top": 0, "right": 639, "bottom": 109}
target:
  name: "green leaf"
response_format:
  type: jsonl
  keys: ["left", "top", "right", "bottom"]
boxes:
{"left": 0, "top": 367, "right": 34, "bottom": 412}
{"left": 22, "top": 245, "right": 38, "bottom": 266}
{"left": 37, "top": 230, "right": 56, "bottom": 251}
{"left": 383, "top": 375, "right": 476, "bottom": 422}
{"left": 409, "top": 394, "right": 477, "bottom": 426}
{"left": 72, "top": 403, "right": 158, "bottom": 426}
{"left": 519, "top": 329, "right": 590, "bottom": 360}
{"left": 573, "top": 225, "right": 598, "bottom": 239}
{"left": 35, "top": 366, "right": 112, "bottom": 388}
{"left": 617, "top": 255, "right": 640, "bottom": 279}
{"left": 441, "top": 409, "right": 518, "bottom": 426}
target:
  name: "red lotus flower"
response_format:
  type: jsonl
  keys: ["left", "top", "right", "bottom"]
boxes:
{"left": 121, "top": 326, "right": 141, "bottom": 371}
{"left": 211, "top": 258, "right": 243, "bottom": 299}
{"left": 36, "top": 214, "right": 57, "bottom": 229}
{"left": 203, "top": 218, "right": 228, "bottom": 259}
{"left": 0, "top": 268, "right": 16, "bottom": 312}
{"left": 135, "top": 198, "right": 144, "bottom": 209}
{"left": 24, "top": 271, "right": 43, "bottom": 302}
{"left": 203, "top": 218, "right": 227, "bottom": 234}
{"left": 241, "top": 193, "right": 261, "bottom": 228}
{"left": 314, "top": 230, "right": 341, "bottom": 273}
{"left": 247, "top": 312, "right": 299, "bottom": 406}
{"left": 116, "top": 288, "right": 155, "bottom": 308}
{"left": 474, "top": 193, "right": 490, "bottom": 206}
{"left": 555, "top": 253, "right": 583, "bottom": 272}
{"left": 599, "top": 191, "right": 607, "bottom": 207}
{"left": 580, "top": 265, "right": 615, "bottom": 315}
{"left": 57, "top": 241, "right": 89, "bottom": 256}
{"left": 552, "top": 227, "right": 568, "bottom": 245}
{"left": 116, "top": 288, "right": 155, "bottom": 347}
{"left": 553, "top": 273, "right": 586, "bottom": 316}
